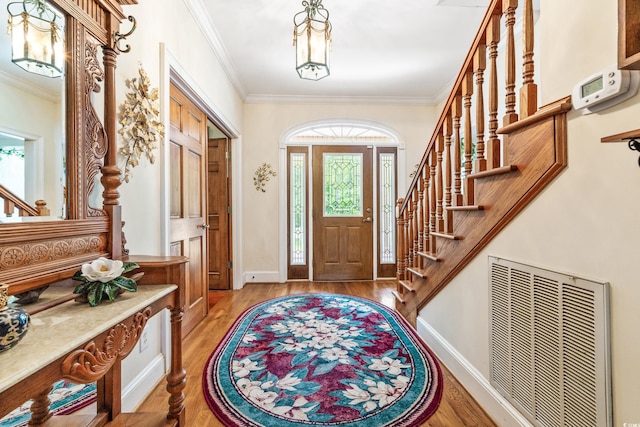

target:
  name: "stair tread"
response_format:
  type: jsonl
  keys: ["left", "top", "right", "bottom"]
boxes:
{"left": 399, "top": 280, "right": 416, "bottom": 292}
{"left": 446, "top": 205, "right": 485, "bottom": 211}
{"left": 430, "top": 231, "right": 462, "bottom": 240}
{"left": 407, "top": 266, "right": 427, "bottom": 278}
{"left": 391, "top": 290, "right": 406, "bottom": 304}
{"left": 417, "top": 251, "right": 441, "bottom": 262}
{"left": 467, "top": 164, "right": 518, "bottom": 180}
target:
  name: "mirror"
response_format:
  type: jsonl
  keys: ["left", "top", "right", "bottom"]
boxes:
{"left": 0, "top": 1, "right": 66, "bottom": 220}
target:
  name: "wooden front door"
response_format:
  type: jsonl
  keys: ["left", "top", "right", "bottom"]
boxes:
{"left": 312, "top": 145, "right": 374, "bottom": 280}
{"left": 169, "top": 82, "right": 208, "bottom": 336}
{"left": 207, "top": 137, "right": 231, "bottom": 290}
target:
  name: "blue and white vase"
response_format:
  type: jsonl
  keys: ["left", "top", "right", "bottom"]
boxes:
{"left": 0, "top": 284, "right": 30, "bottom": 353}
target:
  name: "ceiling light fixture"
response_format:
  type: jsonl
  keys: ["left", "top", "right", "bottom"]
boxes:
{"left": 293, "top": 0, "right": 332, "bottom": 81}
{"left": 6, "top": 0, "right": 64, "bottom": 78}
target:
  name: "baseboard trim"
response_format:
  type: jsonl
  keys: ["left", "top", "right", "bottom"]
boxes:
{"left": 243, "top": 271, "right": 280, "bottom": 284}
{"left": 416, "top": 317, "right": 532, "bottom": 427}
{"left": 122, "top": 354, "right": 166, "bottom": 412}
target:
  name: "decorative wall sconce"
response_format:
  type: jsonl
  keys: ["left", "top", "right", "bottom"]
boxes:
{"left": 6, "top": 0, "right": 64, "bottom": 78}
{"left": 254, "top": 163, "right": 277, "bottom": 192}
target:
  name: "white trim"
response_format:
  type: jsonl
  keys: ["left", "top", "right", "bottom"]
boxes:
{"left": 416, "top": 317, "right": 534, "bottom": 427}
{"left": 244, "top": 271, "right": 281, "bottom": 284}
{"left": 159, "top": 45, "right": 172, "bottom": 257}
{"left": 122, "top": 353, "right": 166, "bottom": 412}
{"left": 0, "top": 126, "right": 46, "bottom": 209}
{"left": 246, "top": 94, "right": 437, "bottom": 106}
{"left": 0, "top": 70, "right": 60, "bottom": 103}
{"left": 181, "top": 0, "right": 247, "bottom": 100}
{"left": 279, "top": 121, "right": 402, "bottom": 282}
{"left": 280, "top": 119, "right": 406, "bottom": 150}
{"left": 159, "top": 43, "right": 244, "bottom": 291}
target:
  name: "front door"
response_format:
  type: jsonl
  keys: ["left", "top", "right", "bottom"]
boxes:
{"left": 169, "top": 82, "right": 208, "bottom": 336}
{"left": 312, "top": 145, "right": 373, "bottom": 280}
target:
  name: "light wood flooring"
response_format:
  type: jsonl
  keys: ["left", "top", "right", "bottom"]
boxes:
{"left": 137, "top": 281, "right": 497, "bottom": 426}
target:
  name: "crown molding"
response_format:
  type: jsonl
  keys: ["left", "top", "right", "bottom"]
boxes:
{"left": 182, "top": 0, "right": 247, "bottom": 100}
{"left": 244, "top": 93, "right": 438, "bottom": 106}
{"left": 0, "top": 69, "right": 60, "bottom": 103}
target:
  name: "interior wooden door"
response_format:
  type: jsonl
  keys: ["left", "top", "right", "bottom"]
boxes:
{"left": 312, "top": 145, "right": 373, "bottom": 280}
{"left": 207, "top": 137, "right": 231, "bottom": 290}
{"left": 169, "top": 82, "right": 208, "bottom": 336}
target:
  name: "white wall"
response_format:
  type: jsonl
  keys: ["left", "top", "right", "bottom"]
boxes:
{"left": 117, "top": 0, "right": 243, "bottom": 257}
{"left": 242, "top": 102, "right": 438, "bottom": 277}
{"left": 113, "top": 0, "right": 244, "bottom": 408}
{"left": 418, "top": 0, "right": 640, "bottom": 425}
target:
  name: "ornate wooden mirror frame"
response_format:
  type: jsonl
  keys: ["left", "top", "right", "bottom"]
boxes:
{"left": 0, "top": 0, "right": 137, "bottom": 295}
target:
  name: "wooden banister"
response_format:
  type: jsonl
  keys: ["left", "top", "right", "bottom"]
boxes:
{"left": 0, "top": 184, "right": 39, "bottom": 217}
{"left": 395, "top": 0, "right": 569, "bottom": 324}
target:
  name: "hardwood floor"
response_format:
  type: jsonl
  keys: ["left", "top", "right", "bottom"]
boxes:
{"left": 137, "top": 281, "right": 497, "bottom": 426}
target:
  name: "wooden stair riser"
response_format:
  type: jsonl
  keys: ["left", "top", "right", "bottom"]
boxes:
{"left": 397, "top": 110, "right": 568, "bottom": 321}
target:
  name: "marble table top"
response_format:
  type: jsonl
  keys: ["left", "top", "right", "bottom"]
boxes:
{"left": 0, "top": 284, "right": 176, "bottom": 393}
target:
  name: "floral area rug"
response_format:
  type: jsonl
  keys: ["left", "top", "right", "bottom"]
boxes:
{"left": 0, "top": 380, "right": 96, "bottom": 426}
{"left": 203, "top": 293, "right": 442, "bottom": 426}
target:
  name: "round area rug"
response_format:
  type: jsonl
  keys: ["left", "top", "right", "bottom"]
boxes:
{"left": 203, "top": 293, "right": 442, "bottom": 427}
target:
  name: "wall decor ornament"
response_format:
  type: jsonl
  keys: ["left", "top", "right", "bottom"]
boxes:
{"left": 254, "top": 162, "right": 277, "bottom": 192}
{"left": 0, "top": 283, "right": 30, "bottom": 353}
{"left": 117, "top": 65, "right": 165, "bottom": 183}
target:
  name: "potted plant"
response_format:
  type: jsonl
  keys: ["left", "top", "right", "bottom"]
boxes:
{"left": 72, "top": 257, "right": 141, "bottom": 307}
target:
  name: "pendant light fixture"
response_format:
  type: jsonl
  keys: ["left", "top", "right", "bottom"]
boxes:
{"left": 293, "top": 0, "right": 332, "bottom": 81}
{"left": 6, "top": 0, "right": 64, "bottom": 78}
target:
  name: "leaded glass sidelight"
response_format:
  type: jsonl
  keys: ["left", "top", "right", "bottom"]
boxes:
{"left": 379, "top": 152, "right": 396, "bottom": 264}
{"left": 290, "top": 153, "right": 306, "bottom": 265}
{"left": 323, "top": 153, "right": 363, "bottom": 216}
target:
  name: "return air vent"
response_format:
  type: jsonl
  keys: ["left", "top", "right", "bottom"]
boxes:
{"left": 489, "top": 256, "right": 611, "bottom": 427}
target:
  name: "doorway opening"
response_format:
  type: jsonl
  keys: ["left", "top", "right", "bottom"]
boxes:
{"left": 282, "top": 121, "right": 401, "bottom": 281}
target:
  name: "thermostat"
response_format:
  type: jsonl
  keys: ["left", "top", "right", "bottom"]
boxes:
{"left": 572, "top": 66, "right": 640, "bottom": 114}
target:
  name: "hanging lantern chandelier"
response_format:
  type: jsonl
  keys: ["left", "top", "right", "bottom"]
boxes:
{"left": 293, "top": 0, "right": 332, "bottom": 81}
{"left": 6, "top": 0, "right": 64, "bottom": 78}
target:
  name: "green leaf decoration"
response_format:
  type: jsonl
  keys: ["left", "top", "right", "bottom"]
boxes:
{"left": 112, "top": 276, "right": 137, "bottom": 292}
{"left": 88, "top": 283, "right": 104, "bottom": 307}
{"left": 105, "top": 283, "right": 119, "bottom": 302}
{"left": 122, "top": 262, "right": 139, "bottom": 274}
{"left": 73, "top": 282, "right": 93, "bottom": 294}
{"left": 72, "top": 269, "right": 87, "bottom": 281}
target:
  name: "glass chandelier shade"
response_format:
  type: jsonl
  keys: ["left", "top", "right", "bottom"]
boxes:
{"left": 293, "top": 0, "right": 332, "bottom": 81}
{"left": 6, "top": 0, "right": 64, "bottom": 78}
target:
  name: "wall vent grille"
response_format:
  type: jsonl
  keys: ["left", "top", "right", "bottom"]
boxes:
{"left": 488, "top": 256, "right": 611, "bottom": 427}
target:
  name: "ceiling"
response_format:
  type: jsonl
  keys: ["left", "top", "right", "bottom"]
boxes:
{"left": 0, "top": 0, "right": 491, "bottom": 106}
{"left": 191, "top": 0, "right": 490, "bottom": 105}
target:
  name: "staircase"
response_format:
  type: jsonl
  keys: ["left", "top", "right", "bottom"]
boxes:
{"left": 0, "top": 184, "right": 50, "bottom": 218}
{"left": 394, "top": 0, "right": 572, "bottom": 325}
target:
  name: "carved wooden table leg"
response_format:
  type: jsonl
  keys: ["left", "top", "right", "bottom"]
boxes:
{"left": 166, "top": 307, "right": 186, "bottom": 425}
{"left": 28, "top": 384, "right": 53, "bottom": 425}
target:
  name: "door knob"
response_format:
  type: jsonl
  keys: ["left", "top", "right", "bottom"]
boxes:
{"left": 363, "top": 217, "right": 372, "bottom": 223}
{"left": 198, "top": 223, "right": 210, "bottom": 229}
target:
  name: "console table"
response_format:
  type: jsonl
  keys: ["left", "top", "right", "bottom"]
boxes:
{"left": 0, "top": 262, "right": 186, "bottom": 427}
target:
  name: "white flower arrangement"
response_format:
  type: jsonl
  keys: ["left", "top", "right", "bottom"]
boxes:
{"left": 72, "top": 257, "right": 139, "bottom": 307}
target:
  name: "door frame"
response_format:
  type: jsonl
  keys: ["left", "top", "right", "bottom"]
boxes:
{"left": 159, "top": 47, "right": 242, "bottom": 290}
{"left": 278, "top": 119, "right": 405, "bottom": 282}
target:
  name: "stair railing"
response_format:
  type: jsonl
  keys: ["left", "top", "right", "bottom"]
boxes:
{"left": 396, "top": 0, "right": 537, "bottom": 293}
{"left": 0, "top": 184, "right": 50, "bottom": 217}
